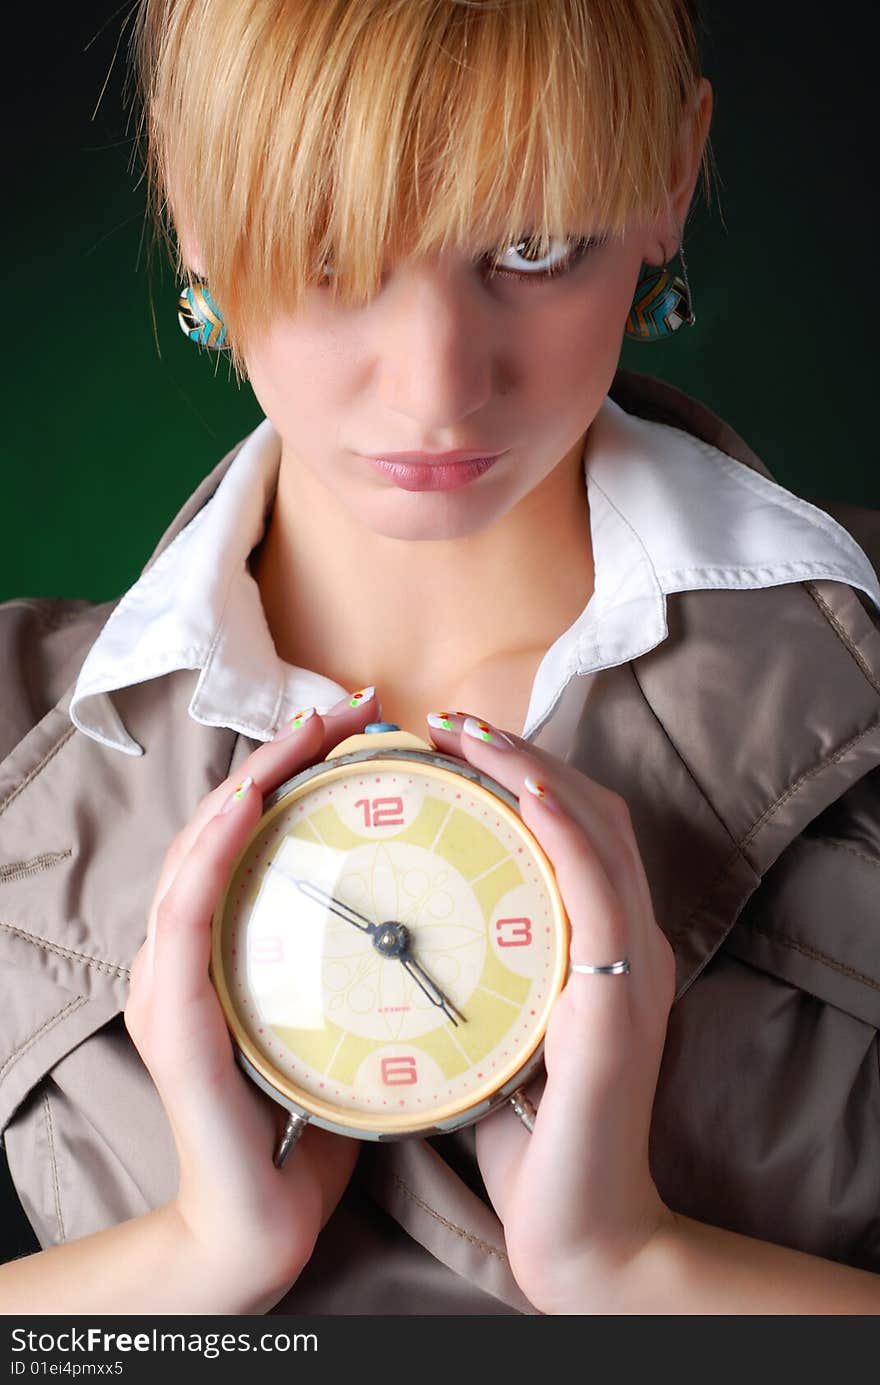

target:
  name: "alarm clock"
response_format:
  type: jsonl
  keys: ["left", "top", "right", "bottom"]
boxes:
{"left": 210, "top": 723, "right": 571, "bottom": 1166}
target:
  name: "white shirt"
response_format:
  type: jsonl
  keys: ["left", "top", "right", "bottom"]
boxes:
{"left": 69, "top": 396, "right": 880, "bottom": 759}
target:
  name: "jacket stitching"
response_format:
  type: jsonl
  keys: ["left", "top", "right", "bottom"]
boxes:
{"left": 804, "top": 581, "right": 880, "bottom": 695}
{"left": 664, "top": 722, "right": 880, "bottom": 951}
{"left": 805, "top": 836, "right": 880, "bottom": 870}
{"left": 0, "top": 996, "right": 88, "bottom": 1082}
{"left": 0, "top": 724, "right": 77, "bottom": 818}
{"left": 737, "top": 720, "right": 880, "bottom": 851}
{"left": 388, "top": 1172, "right": 509, "bottom": 1261}
{"left": 3, "top": 580, "right": 878, "bottom": 985}
{"left": 0, "top": 923, "right": 130, "bottom": 982}
{"left": 41, "top": 1089, "right": 66, "bottom": 1243}
{"left": 628, "top": 662, "right": 750, "bottom": 952}
{"left": 749, "top": 920, "right": 880, "bottom": 994}
{"left": 626, "top": 664, "right": 745, "bottom": 855}
{"left": 668, "top": 845, "right": 746, "bottom": 949}
{"left": 0, "top": 851, "right": 73, "bottom": 884}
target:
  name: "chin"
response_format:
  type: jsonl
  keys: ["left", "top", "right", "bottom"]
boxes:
{"left": 356, "top": 493, "right": 501, "bottom": 543}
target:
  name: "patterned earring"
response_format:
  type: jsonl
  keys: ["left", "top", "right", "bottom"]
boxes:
{"left": 176, "top": 276, "right": 229, "bottom": 350}
{"left": 625, "top": 242, "right": 696, "bottom": 341}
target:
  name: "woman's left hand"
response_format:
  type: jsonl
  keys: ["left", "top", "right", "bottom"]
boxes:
{"left": 425, "top": 711, "right": 678, "bottom": 1315}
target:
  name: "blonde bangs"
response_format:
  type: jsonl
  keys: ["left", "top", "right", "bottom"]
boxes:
{"left": 130, "top": 0, "right": 709, "bottom": 380}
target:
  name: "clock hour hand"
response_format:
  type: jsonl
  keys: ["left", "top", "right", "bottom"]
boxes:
{"left": 286, "top": 876, "right": 377, "bottom": 935}
{"left": 398, "top": 950, "right": 467, "bottom": 1027}
{"left": 271, "top": 872, "right": 466, "bottom": 1024}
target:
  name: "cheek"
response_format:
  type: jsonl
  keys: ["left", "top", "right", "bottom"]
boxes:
{"left": 530, "top": 265, "right": 635, "bottom": 370}
{"left": 520, "top": 298, "right": 622, "bottom": 408}
{"left": 245, "top": 328, "right": 344, "bottom": 426}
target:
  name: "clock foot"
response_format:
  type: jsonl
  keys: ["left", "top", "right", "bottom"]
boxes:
{"left": 509, "top": 1088, "right": 538, "bottom": 1133}
{"left": 273, "top": 1111, "right": 310, "bottom": 1167}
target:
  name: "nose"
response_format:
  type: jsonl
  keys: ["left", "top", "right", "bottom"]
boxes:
{"left": 375, "top": 262, "right": 495, "bottom": 431}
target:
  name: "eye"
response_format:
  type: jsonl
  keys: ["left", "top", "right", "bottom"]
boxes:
{"left": 485, "top": 233, "right": 607, "bottom": 284}
{"left": 316, "top": 232, "right": 607, "bottom": 290}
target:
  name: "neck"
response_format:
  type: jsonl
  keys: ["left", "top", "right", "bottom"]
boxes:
{"left": 250, "top": 436, "right": 595, "bottom": 706}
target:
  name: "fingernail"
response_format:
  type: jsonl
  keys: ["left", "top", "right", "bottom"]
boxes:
{"left": 273, "top": 706, "right": 317, "bottom": 740}
{"left": 220, "top": 775, "right": 254, "bottom": 814}
{"left": 461, "top": 717, "right": 516, "bottom": 749}
{"left": 327, "top": 686, "right": 376, "bottom": 716}
{"left": 522, "top": 774, "right": 562, "bottom": 813}
{"left": 426, "top": 710, "right": 469, "bottom": 732}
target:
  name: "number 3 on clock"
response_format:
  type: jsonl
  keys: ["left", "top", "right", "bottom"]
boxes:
{"left": 495, "top": 917, "right": 533, "bottom": 947}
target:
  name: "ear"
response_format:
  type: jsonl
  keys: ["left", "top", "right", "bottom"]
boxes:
{"left": 644, "top": 76, "right": 714, "bottom": 265}
{"left": 166, "top": 172, "right": 207, "bottom": 278}
{"left": 177, "top": 225, "right": 207, "bottom": 279}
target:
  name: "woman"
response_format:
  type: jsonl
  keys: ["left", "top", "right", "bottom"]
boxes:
{"left": 1, "top": 0, "right": 880, "bottom": 1313}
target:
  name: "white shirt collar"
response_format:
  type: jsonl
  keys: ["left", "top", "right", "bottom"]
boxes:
{"left": 70, "top": 397, "right": 880, "bottom": 756}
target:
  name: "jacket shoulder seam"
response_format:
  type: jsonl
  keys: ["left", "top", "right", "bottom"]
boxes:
{"left": 0, "top": 922, "right": 131, "bottom": 982}
{"left": 0, "top": 596, "right": 115, "bottom": 629}
{"left": 0, "top": 996, "right": 88, "bottom": 1084}
{"left": 738, "top": 720, "right": 880, "bottom": 852}
{"left": 807, "top": 835, "right": 880, "bottom": 871}
{"left": 0, "top": 725, "right": 77, "bottom": 818}
{"left": 41, "top": 1089, "right": 66, "bottom": 1243}
{"left": 803, "top": 580, "right": 880, "bottom": 695}
{"left": 749, "top": 919, "right": 880, "bottom": 995}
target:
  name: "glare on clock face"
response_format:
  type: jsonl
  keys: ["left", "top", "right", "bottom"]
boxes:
{"left": 214, "top": 757, "right": 568, "bottom": 1133}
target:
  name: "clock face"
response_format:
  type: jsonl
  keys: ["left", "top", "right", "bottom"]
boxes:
{"left": 212, "top": 750, "right": 569, "bottom": 1135}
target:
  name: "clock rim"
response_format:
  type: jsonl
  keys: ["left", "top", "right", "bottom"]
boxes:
{"left": 211, "top": 746, "right": 570, "bottom": 1137}
{"left": 233, "top": 1031, "right": 549, "bottom": 1142}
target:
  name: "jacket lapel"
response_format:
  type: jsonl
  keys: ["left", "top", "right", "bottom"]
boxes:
{"left": 3, "top": 370, "right": 880, "bottom": 1312}
{"left": 563, "top": 576, "right": 880, "bottom": 1003}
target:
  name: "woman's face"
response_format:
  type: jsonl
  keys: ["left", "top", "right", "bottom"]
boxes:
{"left": 241, "top": 224, "right": 659, "bottom": 543}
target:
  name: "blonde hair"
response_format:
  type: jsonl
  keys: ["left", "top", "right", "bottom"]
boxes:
{"left": 129, "top": 0, "right": 713, "bottom": 381}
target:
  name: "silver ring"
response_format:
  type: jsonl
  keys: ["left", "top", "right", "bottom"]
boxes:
{"left": 508, "top": 1088, "right": 538, "bottom": 1132}
{"left": 570, "top": 957, "right": 631, "bottom": 975}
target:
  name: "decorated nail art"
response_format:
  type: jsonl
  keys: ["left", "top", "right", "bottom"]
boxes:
{"left": 290, "top": 706, "right": 316, "bottom": 730}
{"left": 220, "top": 775, "right": 254, "bottom": 814}
{"left": 274, "top": 706, "right": 317, "bottom": 739}
{"left": 348, "top": 686, "right": 375, "bottom": 708}
{"left": 523, "top": 774, "right": 561, "bottom": 812}
{"left": 461, "top": 716, "right": 516, "bottom": 748}
{"left": 426, "top": 711, "right": 467, "bottom": 731}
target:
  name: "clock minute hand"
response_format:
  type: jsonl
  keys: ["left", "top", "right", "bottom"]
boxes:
{"left": 276, "top": 874, "right": 466, "bottom": 1025}
{"left": 399, "top": 950, "right": 467, "bottom": 1026}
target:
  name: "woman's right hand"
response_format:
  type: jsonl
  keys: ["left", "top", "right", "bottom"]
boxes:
{"left": 123, "top": 688, "right": 382, "bottom": 1294}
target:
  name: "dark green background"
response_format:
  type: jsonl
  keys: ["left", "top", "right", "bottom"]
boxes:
{"left": 0, "top": 3, "right": 876, "bottom": 1260}
{"left": 3, "top": 2, "right": 878, "bottom": 608}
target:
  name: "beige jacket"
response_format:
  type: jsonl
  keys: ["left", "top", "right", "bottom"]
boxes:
{"left": 2, "top": 369, "right": 880, "bottom": 1313}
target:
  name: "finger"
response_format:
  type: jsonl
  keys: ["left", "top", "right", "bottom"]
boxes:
{"left": 144, "top": 688, "right": 382, "bottom": 964}
{"left": 474, "top": 1068, "right": 546, "bottom": 1221}
{"left": 430, "top": 714, "right": 629, "bottom": 968}
{"left": 147, "top": 776, "right": 265, "bottom": 1013}
{"left": 425, "top": 711, "right": 627, "bottom": 881}
{"left": 426, "top": 711, "right": 666, "bottom": 990}
{"left": 171, "top": 687, "right": 382, "bottom": 874}
{"left": 295, "top": 1125, "right": 362, "bottom": 1229}
{"left": 426, "top": 717, "right": 647, "bottom": 1105}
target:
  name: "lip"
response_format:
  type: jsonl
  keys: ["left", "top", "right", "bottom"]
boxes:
{"left": 360, "top": 452, "right": 505, "bottom": 491}
{"left": 364, "top": 449, "right": 505, "bottom": 464}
